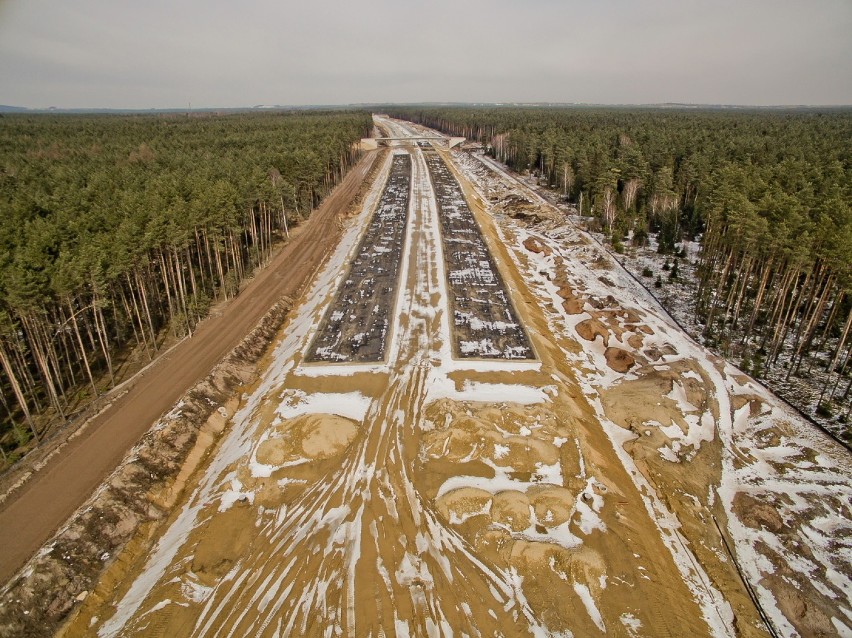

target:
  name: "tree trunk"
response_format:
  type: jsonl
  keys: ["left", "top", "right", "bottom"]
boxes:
{"left": 789, "top": 270, "right": 833, "bottom": 378}
{"left": 810, "top": 288, "right": 844, "bottom": 373}
{"left": 21, "top": 314, "right": 65, "bottom": 418}
{"left": 745, "top": 256, "right": 774, "bottom": 340}
{"left": 91, "top": 291, "right": 116, "bottom": 387}
{"left": 117, "top": 285, "right": 147, "bottom": 358}
{"left": 819, "top": 307, "right": 851, "bottom": 405}
{"left": 0, "top": 341, "right": 38, "bottom": 443}
{"left": 68, "top": 299, "right": 99, "bottom": 396}
{"left": 280, "top": 195, "right": 290, "bottom": 239}
{"left": 158, "top": 249, "right": 176, "bottom": 331}
{"left": 134, "top": 270, "right": 159, "bottom": 351}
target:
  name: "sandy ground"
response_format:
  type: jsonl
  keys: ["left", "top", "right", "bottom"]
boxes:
{"left": 0, "top": 149, "right": 379, "bottom": 586}
{"left": 61, "top": 119, "right": 851, "bottom": 637}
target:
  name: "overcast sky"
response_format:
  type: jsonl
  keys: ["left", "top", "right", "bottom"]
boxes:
{"left": 1, "top": 0, "right": 850, "bottom": 109}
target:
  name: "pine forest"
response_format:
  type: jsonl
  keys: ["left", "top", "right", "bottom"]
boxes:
{"left": 391, "top": 106, "right": 851, "bottom": 440}
{"left": 0, "top": 111, "right": 372, "bottom": 464}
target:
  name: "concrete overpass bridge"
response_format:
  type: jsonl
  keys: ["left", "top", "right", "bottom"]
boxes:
{"left": 359, "top": 136, "right": 465, "bottom": 150}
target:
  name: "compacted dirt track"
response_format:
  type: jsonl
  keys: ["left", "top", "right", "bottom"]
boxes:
{"left": 0, "top": 150, "right": 378, "bottom": 584}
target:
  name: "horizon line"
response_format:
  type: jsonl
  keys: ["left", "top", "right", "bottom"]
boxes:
{"left": 2, "top": 101, "right": 852, "bottom": 114}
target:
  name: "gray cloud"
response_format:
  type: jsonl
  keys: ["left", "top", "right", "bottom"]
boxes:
{"left": 0, "top": 0, "right": 850, "bottom": 108}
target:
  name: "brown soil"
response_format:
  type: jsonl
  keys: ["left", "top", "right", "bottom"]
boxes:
{"left": 0, "top": 299, "right": 291, "bottom": 637}
{"left": 576, "top": 317, "right": 611, "bottom": 345}
{"left": 604, "top": 346, "right": 636, "bottom": 372}
{"left": 555, "top": 284, "right": 586, "bottom": 315}
{"left": 51, "top": 134, "right": 713, "bottom": 637}
{"left": 414, "top": 397, "right": 711, "bottom": 637}
{"left": 522, "top": 236, "right": 551, "bottom": 256}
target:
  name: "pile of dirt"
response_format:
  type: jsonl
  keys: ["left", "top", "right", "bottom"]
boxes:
{"left": 414, "top": 396, "right": 710, "bottom": 636}
{"left": 256, "top": 413, "right": 359, "bottom": 464}
{"left": 575, "top": 317, "right": 611, "bottom": 345}
{"left": 547, "top": 268, "right": 658, "bottom": 374}
{"left": 604, "top": 346, "right": 635, "bottom": 372}
{"left": 522, "top": 236, "right": 551, "bottom": 256}
{"left": 65, "top": 404, "right": 364, "bottom": 637}
{"left": 460, "top": 145, "right": 852, "bottom": 636}
{"left": 554, "top": 284, "right": 585, "bottom": 315}
{"left": 0, "top": 300, "right": 292, "bottom": 638}
{"left": 498, "top": 193, "right": 546, "bottom": 222}
{"left": 732, "top": 477, "right": 846, "bottom": 636}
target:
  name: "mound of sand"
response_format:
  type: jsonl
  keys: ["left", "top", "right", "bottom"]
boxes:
{"left": 492, "top": 491, "right": 533, "bottom": 532}
{"left": 523, "top": 237, "right": 551, "bottom": 256}
{"left": 301, "top": 416, "right": 359, "bottom": 459}
{"left": 529, "top": 486, "right": 575, "bottom": 527}
{"left": 604, "top": 347, "right": 635, "bottom": 373}
{"left": 554, "top": 285, "right": 584, "bottom": 314}
{"left": 256, "top": 414, "right": 360, "bottom": 467}
{"left": 436, "top": 487, "right": 492, "bottom": 523}
{"left": 575, "top": 318, "right": 610, "bottom": 345}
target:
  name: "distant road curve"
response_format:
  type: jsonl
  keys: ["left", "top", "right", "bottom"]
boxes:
{"left": 0, "top": 150, "right": 378, "bottom": 585}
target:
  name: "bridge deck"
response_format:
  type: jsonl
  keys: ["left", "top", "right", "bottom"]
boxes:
{"left": 374, "top": 137, "right": 445, "bottom": 141}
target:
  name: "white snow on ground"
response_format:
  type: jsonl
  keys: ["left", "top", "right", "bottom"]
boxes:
{"left": 573, "top": 582, "right": 606, "bottom": 632}
{"left": 716, "top": 384, "right": 852, "bottom": 636}
{"left": 99, "top": 127, "right": 561, "bottom": 637}
{"left": 218, "top": 477, "right": 255, "bottom": 512}
{"left": 619, "top": 612, "right": 643, "bottom": 637}
{"left": 276, "top": 390, "right": 373, "bottom": 422}
{"left": 100, "top": 118, "right": 849, "bottom": 638}
{"left": 294, "top": 363, "right": 387, "bottom": 376}
{"left": 454, "top": 150, "right": 741, "bottom": 635}
{"left": 426, "top": 376, "right": 548, "bottom": 405}
{"left": 454, "top": 148, "right": 852, "bottom": 638}
{"left": 414, "top": 153, "right": 546, "bottom": 407}
{"left": 492, "top": 158, "right": 852, "bottom": 607}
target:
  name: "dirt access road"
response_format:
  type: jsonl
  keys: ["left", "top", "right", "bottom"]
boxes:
{"left": 0, "top": 150, "right": 378, "bottom": 585}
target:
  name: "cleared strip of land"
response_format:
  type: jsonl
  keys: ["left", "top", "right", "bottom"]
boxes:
{"left": 306, "top": 153, "right": 412, "bottom": 363}
{"left": 425, "top": 151, "right": 533, "bottom": 359}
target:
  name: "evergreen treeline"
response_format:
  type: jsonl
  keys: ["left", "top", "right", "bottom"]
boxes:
{"left": 0, "top": 111, "right": 371, "bottom": 461}
{"left": 390, "top": 106, "right": 851, "bottom": 423}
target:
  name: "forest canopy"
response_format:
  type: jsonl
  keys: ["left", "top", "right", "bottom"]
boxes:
{"left": 0, "top": 110, "right": 371, "bottom": 461}
{"left": 390, "top": 105, "right": 851, "bottom": 431}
